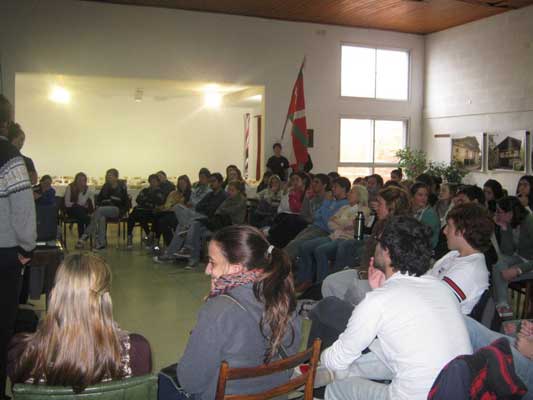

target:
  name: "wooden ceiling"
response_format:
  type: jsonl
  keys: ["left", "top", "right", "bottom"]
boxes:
{"left": 84, "top": 0, "right": 533, "bottom": 34}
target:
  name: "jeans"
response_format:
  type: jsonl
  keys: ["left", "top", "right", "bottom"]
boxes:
{"left": 127, "top": 207, "right": 154, "bottom": 236}
{"left": 84, "top": 206, "right": 119, "bottom": 247}
{"left": 464, "top": 316, "right": 533, "bottom": 398}
{"left": 164, "top": 210, "right": 207, "bottom": 257}
{"left": 182, "top": 221, "right": 209, "bottom": 264}
{"left": 333, "top": 239, "right": 366, "bottom": 270}
{"left": 154, "top": 211, "right": 177, "bottom": 245}
{"left": 0, "top": 248, "right": 24, "bottom": 398}
{"left": 296, "top": 237, "right": 332, "bottom": 284}
{"left": 315, "top": 240, "right": 345, "bottom": 282}
{"left": 284, "top": 225, "right": 329, "bottom": 260}
{"left": 65, "top": 205, "right": 91, "bottom": 237}
{"left": 492, "top": 254, "right": 525, "bottom": 306}
{"left": 321, "top": 269, "right": 371, "bottom": 306}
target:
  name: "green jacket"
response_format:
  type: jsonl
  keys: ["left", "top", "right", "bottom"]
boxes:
{"left": 500, "top": 213, "right": 533, "bottom": 273}
{"left": 215, "top": 193, "right": 247, "bottom": 225}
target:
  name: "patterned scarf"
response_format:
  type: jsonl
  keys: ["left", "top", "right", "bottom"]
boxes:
{"left": 208, "top": 269, "right": 264, "bottom": 298}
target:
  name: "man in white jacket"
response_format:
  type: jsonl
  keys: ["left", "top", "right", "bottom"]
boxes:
{"left": 321, "top": 216, "right": 471, "bottom": 400}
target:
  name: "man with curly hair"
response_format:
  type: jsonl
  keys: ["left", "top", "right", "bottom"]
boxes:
{"left": 427, "top": 203, "right": 494, "bottom": 315}
{"left": 321, "top": 216, "right": 471, "bottom": 400}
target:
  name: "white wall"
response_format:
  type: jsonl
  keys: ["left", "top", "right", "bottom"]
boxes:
{"left": 0, "top": 0, "right": 425, "bottom": 175}
{"left": 14, "top": 81, "right": 251, "bottom": 179}
{"left": 423, "top": 5, "right": 533, "bottom": 194}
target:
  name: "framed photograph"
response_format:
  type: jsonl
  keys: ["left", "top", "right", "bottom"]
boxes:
{"left": 450, "top": 133, "right": 484, "bottom": 172}
{"left": 488, "top": 131, "right": 527, "bottom": 172}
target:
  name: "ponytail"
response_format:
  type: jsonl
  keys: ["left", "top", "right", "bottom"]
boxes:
{"left": 254, "top": 246, "right": 296, "bottom": 363}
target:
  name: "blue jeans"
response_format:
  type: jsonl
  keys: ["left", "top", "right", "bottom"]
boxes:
{"left": 464, "top": 316, "right": 533, "bottom": 398}
{"left": 333, "top": 239, "right": 366, "bottom": 270}
{"left": 183, "top": 221, "right": 209, "bottom": 264}
{"left": 492, "top": 254, "right": 525, "bottom": 306}
{"left": 314, "top": 240, "right": 343, "bottom": 283}
{"left": 296, "top": 237, "right": 332, "bottom": 284}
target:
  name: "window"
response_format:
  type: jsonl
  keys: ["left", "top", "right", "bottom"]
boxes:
{"left": 341, "top": 45, "right": 409, "bottom": 100}
{"left": 338, "top": 118, "right": 407, "bottom": 182}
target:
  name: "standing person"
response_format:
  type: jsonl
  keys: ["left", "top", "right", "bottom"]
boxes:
{"left": 157, "top": 171, "right": 176, "bottom": 199}
{"left": 76, "top": 168, "right": 128, "bottom": 250}
{"left": 64, "top": 172, "right": 93, "bottom": 238}
{"left": 168, "top": 225, "right": 301, "bottom": 400}
{"left": 7, "top": 122, "right": 37, "bottom": 185}
{"left": 321, "top": 216, "right": 472, "bottom": 400}
{"left": 266, "top": 143, "right": 290, "bottom": 181}
{"left": 0, "top": 94, "right": 36, "bottom": 399}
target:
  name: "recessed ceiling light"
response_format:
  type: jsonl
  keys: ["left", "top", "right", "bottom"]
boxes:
{"left": 49, "top": 86, "right": 70, "bottom": 104}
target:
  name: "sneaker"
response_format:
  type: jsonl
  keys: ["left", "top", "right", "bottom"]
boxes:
{"left": 174, "top": 248, "right": 192, "bottom": 259}
{"left": 497, "top": 304, "right": 514, "bottom": 318}
{"left": 93, "top": 244, "right": 106, "bottom": 251}
{"left": 126, "top": 235, "right": 133, "bottom": 249}
{"left": 153, "top": 254, "right": 176, "bottom": 264}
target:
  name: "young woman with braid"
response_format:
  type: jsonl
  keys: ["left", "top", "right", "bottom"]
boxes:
{"left": 161, "top": 225, "right": 301, "bottom": 400}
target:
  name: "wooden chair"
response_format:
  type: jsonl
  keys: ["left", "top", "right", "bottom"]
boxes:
{"left": 215, "top": 338, "right": 321, "bottom": 400}
{"left": 509, "top": 272, "right": 533, "bottom": 319}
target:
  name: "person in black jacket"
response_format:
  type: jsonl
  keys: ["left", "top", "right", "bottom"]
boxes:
{"left": 126, "top": 174, "right": 165, "bottom": 248}
{"left": 157, "top": 170, "right": 176, "bottom": 199}
{"left": 76, "top": 168, "right": 128, "bottom": 250}
{"left": 266, "top": 143, "right": 290, "bottom": 181}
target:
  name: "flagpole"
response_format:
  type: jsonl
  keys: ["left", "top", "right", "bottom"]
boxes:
{"left": 280, "top": 56, "right": 306, "bottom": 141}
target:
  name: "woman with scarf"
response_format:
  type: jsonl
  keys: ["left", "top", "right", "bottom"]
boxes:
{"left": 164, "top": 225, "right": 301, "bottom": 400}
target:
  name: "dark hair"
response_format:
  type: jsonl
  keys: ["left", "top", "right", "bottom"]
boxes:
{"left": 105, "top": 168, "right": 119, "bottom": 178}
{"left": 497, "top": 196, "right": 529, "bottom": 228}
{"left": 210, "top": 172, "right": 224, "bottom": 183}
{"left": 227, "top": 180, "right": 245, "bottom": 194}
{"left": 313, "top": 173, "right": 330, "bottom": 189}
{"left": 378, "top": 186, "right": 411, "bottom": 216}
{"left": 0, "top": 94, "right": 11, "bottom": 126}
{"left": 517, "top": 175, "right": 533, "bottom": 195}
{"left": 379, "top": 216, "right": 432, "bottom": 277}
{"left": 444, "top": 182, "right": 460, "bottom": 197}
{"left": 484, "top": 179, "right": 504, "bottom": 200}
{"left": 148, "top": 174, "right": 160, "bottom": 184}
{"left": 369, "top": 174, "right": 384, "bottom": 187}
{"left": 7, "top": 122, "right": 24, "bottom": 143}
{"left": 415, "top": 173, "right": 434, "bottom": 189}
{"left": 447, "top": 203, "right": 494, "bottom": 251}
{"left": 457, "top": 185, "right": 485, "bottom": 205}
{"left": 199, "top": 168, "right": 211, "bottom": 178}
{"left": 391, "top": 168, "right": 403, "bottom": 179}
{"left": 410, "top": 182, "right": 429, "bottom": 198}
{"left": 157, "top": 170, "right": 167, "bottom": 178}
{"left": 177, "top": 175, "right": 192, "bottom": 202}
{"left": 384, "top": 180, "right": 402, "bottom": 188}
{"left": 327, "top": 172, "right": 340, "bottom": 181}
{"left": 40, "top": 175, "right": 52, "bottom": 183}
{"left": 273, "top": 143, "right": 282, "bottom": 150}
{"left": 212, "top": 225, "right": 296, "bottom": 363}
{"left": 333, "top": 177, "right": 351, "bottom": 193}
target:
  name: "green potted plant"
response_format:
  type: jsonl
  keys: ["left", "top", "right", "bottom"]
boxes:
{"left": 395, "top": 148, "right": 427, "bottom": 180}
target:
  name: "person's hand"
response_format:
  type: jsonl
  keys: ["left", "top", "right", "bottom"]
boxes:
{"left": 368, "top": 257, "right": 386, "bottom": 289}
{"left": 501, "top": 266, "right": 521, "bottom": 282}
{"left": 516, "top": 333, "right": 533, "bottom": 359}
{"left": 18, "top": 254, "right": 31, "bottom": 265}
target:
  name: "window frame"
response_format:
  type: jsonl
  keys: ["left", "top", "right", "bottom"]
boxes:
{"left": 340, "top": 42, "right": 412, "bottom": 102}
{"left": 337, "top": 116, "right": 409, "bottom": 176}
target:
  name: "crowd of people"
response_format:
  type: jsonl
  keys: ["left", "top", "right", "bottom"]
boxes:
{"left": 1, "top": 90, "right": 533, "bottom": 400}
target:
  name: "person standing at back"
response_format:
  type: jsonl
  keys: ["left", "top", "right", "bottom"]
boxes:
{"left": 0, "top": 94, "right": 36, "bottom": 400}
{"left": 266, "top": 143, "right": 290, "bottom": 182}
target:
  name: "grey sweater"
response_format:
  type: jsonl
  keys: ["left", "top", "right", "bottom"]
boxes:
{"left": 0, "top": 136, "right": 36, "bottom": 255}
{"left": 177, "top": 283, "right": 302, "bottom": 400}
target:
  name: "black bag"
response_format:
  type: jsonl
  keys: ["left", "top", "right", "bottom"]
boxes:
{"left": 14, "top": 308, "right": 39, "bottom": 334}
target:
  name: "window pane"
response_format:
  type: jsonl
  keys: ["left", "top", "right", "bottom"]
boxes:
{"left": 341, "top": 46, "right": 376, "bottom": 98}
{"left": 340, "top": 118, "right": 373, "bottom": 163}
{"left": 376, "top": 49, "right": 408, "bottom": 100}
{"left": 338, "top": 167, "right": 371, "bottom": 183}
{"left": 374, "top": 120, "right": 405, "bottom": 163}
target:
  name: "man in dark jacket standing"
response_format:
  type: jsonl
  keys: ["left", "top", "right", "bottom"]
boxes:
{"left": 0, "top": 95, "right": 36, "bottom": 399}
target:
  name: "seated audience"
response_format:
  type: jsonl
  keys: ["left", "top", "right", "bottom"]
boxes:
{"left": 154, "top": 173, "right": 226, "bottom": 263}
{"left": 427, "top": 203, "right": 493, "bottom": 314}
{"left": 320, "top": 216, "right": 472, "bottom": 400}
{"left": 153, "top": 175, "right": 192, "bottom": 247}
{"left": 365, "top": 173, "right": 383, "bottom": 204}
{"left": 64, "top": 172, "right": 93, "bottom": 238}
{"left": 295, "top": 185, "right": 370, "bottom": 292}
{"left": 454, "top": 184, "right": 485, "bottom": 206}
{"left": 415, "top": 173, "right": 438, "bottom": 206}
{"left": 168, "top": 225, "right": 301, "bottom": 400}
{"left": 493, "top": 196, "right": 533, "bottom": 318}
{"left": 33, "top": 175, "right": 56, "bottom": 206}
{"left": 268, "top": 172, "right": 309, "bottom": 248}
{"left": 516, "top": 175, "right": 533, "bottom": 213}
{"left": 284, "top": 177, "right": 351, "bottom": 260}
{"left": 434, "top": 182, "right": 458, "bottom": 224}
{"left": 322, "top": 185, "right": 411, "bottom": 304}
{"left": 390, "top": 168, "right": 403, "bottom": 183}
{"left": 7, "top": 122, "right": 37, "bottom": 185}
{"left": 126, "top": 174, "right": 166, "bottom": 248}
{"left": 266, "top": 143, "right": 290, "bottom": 181}
{"left": 157, "top": 170, "right": 176, "bottom": 199}
{"left": 410, "top": 182, "right": 440, "bottom": 249}
{"left": 222, "top": 165, "right": 242, "bottom": 189}
{"left": 8, "top": 253, "right": 152, "bottom": 391}
{"left": 190, "top": 168, "right": 212, "bottom": 207}
{"left": 174, "top": 181, "right": 247, "bottom": 268}
{"left": 76, "top": 168, "right": 128, "bottom": 250}
{"left": 251, "top": 174, "right": 282, "bottom": 228}
{"left": 300, "top": 173, "right": 330, "bottom": 224}
{"left": 483, "top": 178, "right": 504, "bottom": 215}
{"left": 255, "top": 171, "right": 273, "bottom": 193}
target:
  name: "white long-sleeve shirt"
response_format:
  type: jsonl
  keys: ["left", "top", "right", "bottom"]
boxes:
{"left": 64, "top": 185, "right": 93, "bottom": 208}
{"left": 321, "top": 273, "right": 472, "bottom": 400}
{"left": 427, "top": 251, "right": 489, "bottom": 315}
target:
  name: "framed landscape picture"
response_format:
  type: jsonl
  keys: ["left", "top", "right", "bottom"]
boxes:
{"left": 450, "top": 133, "right": 484, "bottom": 172}
{"left": 488, "top": 131, "right": 527, "bottom": 172}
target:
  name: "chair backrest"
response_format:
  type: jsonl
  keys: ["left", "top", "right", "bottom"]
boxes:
{"left": 13, "top": 374, "right": 157, "bottom": 400}
{"left": 215, "top": 338, "right": 321, "bottom": 400}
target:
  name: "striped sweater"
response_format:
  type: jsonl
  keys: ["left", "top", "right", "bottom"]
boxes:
{"left": 0, "top": 136, "right": 36, "bottom": 256}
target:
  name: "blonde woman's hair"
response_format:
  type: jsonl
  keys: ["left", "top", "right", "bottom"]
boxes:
{"left": 352, "top": 185, "right": 369, "bottom": 208}
{"left": 13, "top": 253, "right": 125, "bottom": 391}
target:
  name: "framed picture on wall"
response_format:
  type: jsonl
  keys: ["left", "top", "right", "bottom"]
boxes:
{"left": 450, "top": 132, "right": 484, "bottom": 172}
{"left": 488, "top": 130, "right": 527, "bottom": 172}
